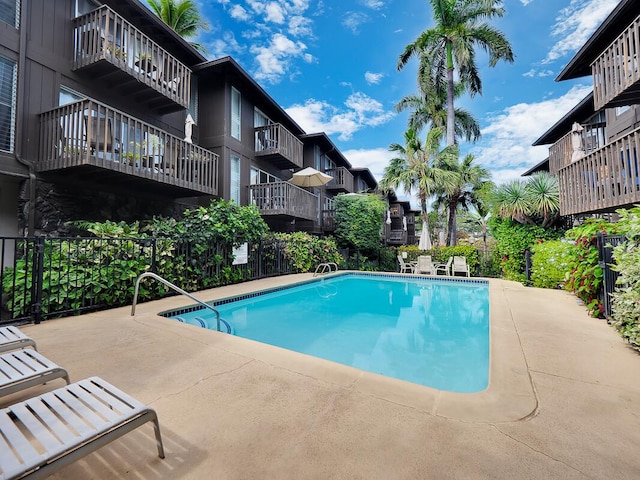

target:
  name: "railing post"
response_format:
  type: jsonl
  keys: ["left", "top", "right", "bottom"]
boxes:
{"left": 31, "top": 237, "right": 45, "bottom": 324}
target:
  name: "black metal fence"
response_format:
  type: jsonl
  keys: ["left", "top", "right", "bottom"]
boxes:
{"left": 0, "top": 236, "right": 294, "bottom": 326}
{"left": 597, "top": 233, "right": 627, "bottom": 318}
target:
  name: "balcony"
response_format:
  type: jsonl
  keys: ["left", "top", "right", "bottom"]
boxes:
{"left": 72, "top": 5, "right": 191, "bottom": 113}
{"left": 549, "top": 122, "right": 607, "bottom": 174}
{"left": 592, "top": 15, "right": 640, "bottom": 110}
{"left": 248, "top": 182, "right": 317, "bottom": 221}
{"left": 386, "top": 230, "right": 407, "bottom": 245}
{"left": 325, "top": 167, "right": 354, "bottom": 193}
{"left": 557, "top": 126, "right": 640, "bottom": 215}
{"left": 39, "top": 99, "right": 218, "bottom": 197}
{"left": 254, "top": 124, "right": 303, "bottom": 170}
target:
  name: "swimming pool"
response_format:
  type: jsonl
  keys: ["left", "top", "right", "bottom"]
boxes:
{"left": 164, "top": 273, "right": 490, "bottom": 393}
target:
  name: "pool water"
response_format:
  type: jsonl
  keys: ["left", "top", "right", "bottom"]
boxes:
{"left": 168, "top": 274, "right": 490, "bottom": 393}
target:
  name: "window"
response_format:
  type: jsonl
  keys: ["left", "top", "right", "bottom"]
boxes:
{"left": 231, "top": 87, "right": 241, "bottom": 140}
{"left": 0, "top": 0, "right": 19, "bottom": 27}
{"left": 0, "top": 56, "right": 17, "bottom": 153}
{"left": 230, "top": 154, "right": 241, "bottom": 204}
{"left": 59, "top": 86, "right": 85, "bottom": 105}
{"left": 75, "top": 0, "right": 100, "bottom": 17}
{"left": 250, "top": 167, "right": 277, "bottom": 184}
{"left": 313, "top": 145, "right": 322, "bottom": 170}
{"left": 616, "top": 105, "right": 631, "bottom": 116}
{"left": 188, "top": 77, "right": 198, "bottom": 124}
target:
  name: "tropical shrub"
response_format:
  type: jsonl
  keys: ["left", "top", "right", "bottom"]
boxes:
{"left": 530, "top": 239, "right": 575, "bottom": 289}
{"left": 610, "top": 207, "right": 640, "bottom": 350}
{"left": 334, "top": 194, "right": 386, "bottom": 251}
{"left": 564, "top": 218, "right": 618, "bottom": 317}
{"left": 267, "top": 232, "right": 342, "bottom": 273}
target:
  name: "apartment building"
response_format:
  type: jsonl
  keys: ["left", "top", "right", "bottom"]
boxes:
{"left": 532, "top": 0, "right": 640, "bottom": 216}
{"left": 1, "top": 0, "right": 387, "bottom": 241}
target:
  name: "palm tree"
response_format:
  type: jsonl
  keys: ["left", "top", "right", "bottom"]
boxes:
{"left": 433, "top": 153, "right": 491, "bottom": 246}
{"left": 494, "top": 172, "right": 560, "bottom": 228}
{"left": 148, "top": 0, "right": 210, "bottom": 54}
{"left": 395, "top": 72, "right": 480, "bottom": 143}
{"left": 379, "top": 127, "right": 457, "bottom": 244}
{"left": 398, "top": 0, "right": 514, "bottom": 146}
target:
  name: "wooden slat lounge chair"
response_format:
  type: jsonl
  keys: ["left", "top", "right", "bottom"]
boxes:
{"left": 0, "top": 327, "right": 37, "bottom": 354}
{"left": 0, "top": 349, "right": 70, "bottom": 398}
{"left": 0, "top": 376, "right": 164, "bottom": 480}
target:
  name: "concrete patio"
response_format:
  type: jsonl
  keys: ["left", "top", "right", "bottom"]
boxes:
{"left": 3, "top": 274, "right": 640, "bottom": 479}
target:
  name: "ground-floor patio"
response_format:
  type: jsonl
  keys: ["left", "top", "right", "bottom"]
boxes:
{"left": 3, "top": 274, "right": 640, "bottom": 479}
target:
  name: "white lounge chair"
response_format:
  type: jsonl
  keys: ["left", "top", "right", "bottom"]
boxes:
{"left": 0, "top": 326, "right": 37, "bottom": 354}
{"left": 0, "top": 349, "right": 70, "bottom": 398}
{"left": 416, "top": 255, "right": 435, "bottom": 275}
{"left": 397, "top": 255, "right": 415, "bottom": 274}
{"left": 452, "top": 256, "right": 471, "bottom": 277}
{"left": 435, "top": 257, "right": 453, "bottom": 276}
{"left": 0, "top": 376, "right": 164, "bottom": 479}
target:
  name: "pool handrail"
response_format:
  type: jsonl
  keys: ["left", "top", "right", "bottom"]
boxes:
{"left": 313, "top": 262, "right": 339, "bottom": 277}
{"left": 131, "top": 272, "right": 222, "bottom": 333}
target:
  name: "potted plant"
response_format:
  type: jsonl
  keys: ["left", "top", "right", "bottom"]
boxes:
{"left": 135, "top": 52, "right": 155, "bottom": 73}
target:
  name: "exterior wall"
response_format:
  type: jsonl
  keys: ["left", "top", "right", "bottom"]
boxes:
{"left": 0, "top": 0, "right": 216, "bottom": 234}
{"left": 605, "top": 105, "right": 640, "bottom": 141}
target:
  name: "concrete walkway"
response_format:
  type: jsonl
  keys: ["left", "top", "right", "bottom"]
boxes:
{"left": 3, "top": 275, "right": 640, "bottom": 479}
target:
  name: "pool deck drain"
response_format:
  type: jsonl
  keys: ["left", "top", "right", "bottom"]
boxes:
{"left": 4, "top": 273, "right": 640, "bottom": 479}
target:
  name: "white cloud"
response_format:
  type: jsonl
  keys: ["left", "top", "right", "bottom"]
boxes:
{"left": 342, "top": 148, "right": 395, "bottom": 182}
{"left": 542, "top": 0, "right": 619, "bottom": 64}
{"left": 520, "top": 0, "right": 535, "bottom": 5}
{"left": 470, "top": 84, "right": 593, "bottom": 185}
{"left": 522, "top": 68, "right": 555, "bottom": 78}
{"left": 342, "top": 12, "right": 369, "bottom": 34}
{"left": 286, "top": 93, "right": 394, "bottom": 141}
{"left": 364, "top": 71, "right": 384, "bottom": 84}
{"left": 288, "top": 16, "right": 313, "bottom": 37}
{"left": 206, "top": 31, "right": 245, "bottom": 58}
{"left": 361, "top": 0, "right": 384, "bottom": 9}
{"left": 229, "top": 5, "right": 250, "bottom": 21}
{"left": 251, "top": 33, "right": 312, "bottom": 83}
{"left": 265, "top": 2, "right": 286, "bottom": 24}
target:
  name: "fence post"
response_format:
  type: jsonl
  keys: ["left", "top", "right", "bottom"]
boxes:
{"left": 31, "top": 237, "right": 45, "bottom": 324}
{"left": 151, "top": 238, "right": 157, "bottom": 273}
{"left": 524, "top": 250, "right": 532, "bottom": 282}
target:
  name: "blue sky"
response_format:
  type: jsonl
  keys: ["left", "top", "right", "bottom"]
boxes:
{"left": 183, "top": 0, "right": 619, "bottom": 202}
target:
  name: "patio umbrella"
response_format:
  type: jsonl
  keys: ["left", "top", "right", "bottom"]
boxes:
{"left": 386, "top": 210, "right": 392, "bottom": 225}
{"left": 418, "top": 221, "right": 432, "bottom": 250}
{"left": 290, "top": 167, "right": 333, "bottom": 187}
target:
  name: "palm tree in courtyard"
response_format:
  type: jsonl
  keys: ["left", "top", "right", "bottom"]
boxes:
{"left": 148, "top": 0, "right": 210, "bottom": 53}
{"left": 433, "top": 153, "right": 491, "bottom": 246}
{"left": 395, "top": 72, "right": 481, "bottom": 143}
{"left": 379, "top": 127, "right": 457, "bottom": 245}
{"left": 398, "top": 0, "right": 514, "bottom": 147}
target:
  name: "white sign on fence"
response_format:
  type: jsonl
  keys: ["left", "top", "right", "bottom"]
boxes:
{"left": 232, "top": 243, "right": 248, "bottom": 265}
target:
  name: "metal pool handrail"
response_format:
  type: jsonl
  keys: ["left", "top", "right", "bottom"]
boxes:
{"left": 131, "top": 272, "right": 222, "bottom": 332}
{"left": 313, "top": 262, "right": 339, "bottom": 277}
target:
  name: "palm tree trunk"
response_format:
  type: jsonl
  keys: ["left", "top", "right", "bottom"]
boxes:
{"left": 420, "top": 192, "right": 430, "bottom": 246}
{"left": 446, "top": 42, "right": 456, "bottom": 147}
{"left": 447, "top": 199, "right": 457, "bottom": 246}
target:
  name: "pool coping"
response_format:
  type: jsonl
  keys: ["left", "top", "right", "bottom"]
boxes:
{"left": 154, "top": 272, "right": 536, "bottom": 423}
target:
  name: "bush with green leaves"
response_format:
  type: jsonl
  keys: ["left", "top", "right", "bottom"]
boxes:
{"left": 564, "top": 218, "right": 618, "bottom": 317}
{"left": 333, "top": 194, "right": 386, "bottom": 252}
{"left": 489, "top": 216, "right": 562, "bottom": 283}
{"left": 267, "top": 232, "right": 342, "bottom": 273}
{"left": 610, "top": 207, "right": 640, "bottom": 350}
{"left": 530, "top": 239, "right": 575, "bottom": 289}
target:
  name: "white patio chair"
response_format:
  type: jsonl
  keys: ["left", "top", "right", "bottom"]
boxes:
{"left": 416, "top": 255, "right": 435, "bottom": 275}
{"left": 435, "top": 257, "right": 453, "bottom": 276}
{"left": 397, "top": 255, "right": 415, "bottom": 274}
{"left": 451, "top": 256, "right": 471, "bottom": 277}
{"left": 0, "top": 326, "right": 37, "bottom": 354}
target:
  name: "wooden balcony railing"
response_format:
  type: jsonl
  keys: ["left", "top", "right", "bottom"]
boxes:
{"left": 592, "top": 14, "right": 640, "bottom": 110}
{"left": 549, "top": 122, "right": 607, "bottom": 174}
{"left": 557, "top": 126, "right": 640, "bottom": 215}
{"left": 39, "top": 98, "right": 218, "bottom": 195}
{"left": 386, "top": 230, "right": 407, "bottom": 245}
{"left": 72, "top": 5, "right": 191, "bottom": 110}
{"left": 325, "top": 167, "right": 354, "bottom": 192}
{"left": 254, "top": 124, "right": 303, "bottom": 170}
{"left": 248, "top": 182, "right": 317, "bottom": 220}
